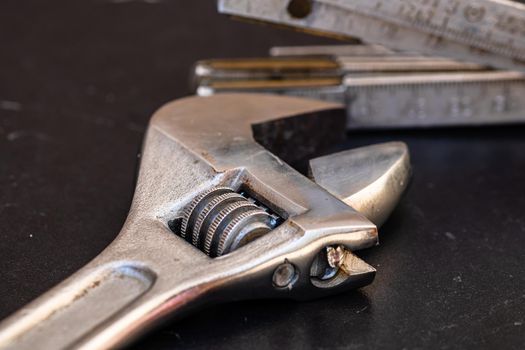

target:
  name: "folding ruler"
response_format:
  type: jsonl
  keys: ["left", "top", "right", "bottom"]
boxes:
{"left": 209, "top": 0, "right": 525, "bottom": 128}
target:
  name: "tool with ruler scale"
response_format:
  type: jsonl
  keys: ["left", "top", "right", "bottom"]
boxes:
{"left": 218, "top": 0, "right": 525, "bottom": 72}
{"left": 193, "top": 45, "right": 525, "bottom": 128}
{"left": 204, "top": 0, "right": 525, "bottom": 128}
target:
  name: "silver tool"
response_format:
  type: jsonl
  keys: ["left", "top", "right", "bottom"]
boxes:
{"left": 192, "top": 2, "right": 525, "bottom": 128}
{"left": 269, "top": 44, "right": 399, "bottom": 57}
{"left": 268, "top": 44, "right": 488, "bottom": 71}
{"left": 218, "top": 0, "right": 525, "bottom": 73}
{"left": 0, "top": 94, "right": 410, "bottom": 349}
{"left": 193, "top": 52, "right": 485, "bottom": 83}
{"left": 193, "top": 49, "right": 525, "bottom": 128}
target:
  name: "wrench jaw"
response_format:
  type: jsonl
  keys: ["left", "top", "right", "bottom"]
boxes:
{"left": 141, "top": 93, "right": 412, "bottom": 300}
{"left": 309, "top": 141, "right": 411, "bottom": 227}
{"left": 141, "top": 93, "right": 381, "bottom": 301}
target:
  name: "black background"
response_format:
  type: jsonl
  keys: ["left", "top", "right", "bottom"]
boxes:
{"left": 1, "top": 1, "right": 524, "bottom": 349}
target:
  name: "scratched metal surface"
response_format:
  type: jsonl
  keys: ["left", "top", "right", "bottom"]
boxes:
{"left": 0, "top": 1, "right": 524, "bottom": 349}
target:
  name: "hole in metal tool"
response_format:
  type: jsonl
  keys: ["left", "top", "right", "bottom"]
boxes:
{"left": 310, "top": 246, "right": 349, "bottom": 289}
{"left": 287, "top": 0, "right": 312, "bottom": 19}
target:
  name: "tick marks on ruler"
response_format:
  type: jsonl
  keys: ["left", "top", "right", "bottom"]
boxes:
{"left": 463, "top": 5, "right": 486, "bottom": 23}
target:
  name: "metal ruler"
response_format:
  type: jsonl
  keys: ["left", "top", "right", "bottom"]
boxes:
{"left": 193, "top": 45, "right": 525, "bottom": 128}
{"left": 342, "top": 71, "right": 525, "bottom": 128}
{"left": 218, "top": 0, "right": 525, "bottom": 72}
{"left": 196, "top": 70, "right": 525, "bottom": 129}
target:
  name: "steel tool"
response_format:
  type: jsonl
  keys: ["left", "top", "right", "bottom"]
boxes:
{"left": 213, "top": 1, "right": 525, "bottom": 128}
{"left": 218, "top": 0, "right": 525, "bottom": 73}
{"left": 193, "top": 46, "right": 525, "bottom": 128}
{"left": 0, "top": 94, "right": 410, "bottom": 349}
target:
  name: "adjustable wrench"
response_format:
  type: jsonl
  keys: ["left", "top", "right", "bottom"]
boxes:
{"left": 0, "top": 94, "right": 410, "bottom": 349}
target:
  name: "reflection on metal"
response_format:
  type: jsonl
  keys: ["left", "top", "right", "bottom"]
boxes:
{"left": 0, "top": 94, "right": 410, "bottom": 350}
{"left": 309, "top": 142, "right": 410, "bottom": 227}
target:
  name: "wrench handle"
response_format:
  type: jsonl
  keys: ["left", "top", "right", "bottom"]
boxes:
{"left": 0, "top": 240, "right": 209, "bottom": 350}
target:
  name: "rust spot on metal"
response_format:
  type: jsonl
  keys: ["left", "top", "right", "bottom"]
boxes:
{"left": 72, "top": 279, "right": 102, "bottom": 302}
{"left": 200, "top": 151, "right": 215, "bottom": 163}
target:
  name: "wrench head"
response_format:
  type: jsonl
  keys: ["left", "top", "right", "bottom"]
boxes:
{"left": 130, "top": 93, "right": 409, "bottom": 300}
{"left": 0, "top": 94, "right": 410, "bottom": 350}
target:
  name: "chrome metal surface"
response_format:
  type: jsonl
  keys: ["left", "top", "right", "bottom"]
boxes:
{"left": 192, "top": 55, "right": 483, "bottom": 85}
{"left": 0, "top": 94, "right": 410, "bottom": 350}
{"left": 218, "top": 0, "right": 525, "bottom": 72}
{"left": 270, "top": 44, "right": 398, "bottom": 57}
{"left": 343, "top": 71, "right": 525, "bottom": 128}
{"left": 194, "top": 59, "right": 525, "bottom": 128}
{"left": 309, "top": 142, "right": 411, "bottom": 227}
{"left": 336, "top": 56, "right": 484, "bottom": 72}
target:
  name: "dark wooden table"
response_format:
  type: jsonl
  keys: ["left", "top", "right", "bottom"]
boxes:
{"left": 1, "top": 1, "right": 524, "bottom": 349}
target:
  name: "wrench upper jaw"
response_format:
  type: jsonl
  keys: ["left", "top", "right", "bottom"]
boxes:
{"left": 309, "top": 141, "right": 411, "bottom": 227}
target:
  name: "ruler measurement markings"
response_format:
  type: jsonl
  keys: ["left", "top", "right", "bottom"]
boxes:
{"left": 321, "top": 0, "right": 525, "bottom": 60}
{"left": 215, "top": 1, "right": 525, "bottom": 125}
{"left": 346, "top": 77, "right": 525, "bottom": 126}
{"left": 218, "top": 0, "right": 525, "bottom": 71}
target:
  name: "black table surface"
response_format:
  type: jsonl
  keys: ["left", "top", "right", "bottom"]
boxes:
{"left": 1, "top": 1, "right": 524, "bottom": 349}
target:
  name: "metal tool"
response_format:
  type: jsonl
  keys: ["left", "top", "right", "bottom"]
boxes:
{"left": 192, "top": 54, "right": 484, "bottom": 83}
{"left": 192, "top": 47, "right": 525, "bottom": 128}
{"left": 0, "top": 94, "right": 410, "bottom": 349}
{"left": 192, "top": 44, "right": 486, "bottom": 87}
{"left": 218, "top": 0, "right": 525, "bottom": 73}
{"left": 211, "top": 1, "right": 525, "bottom": 128}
